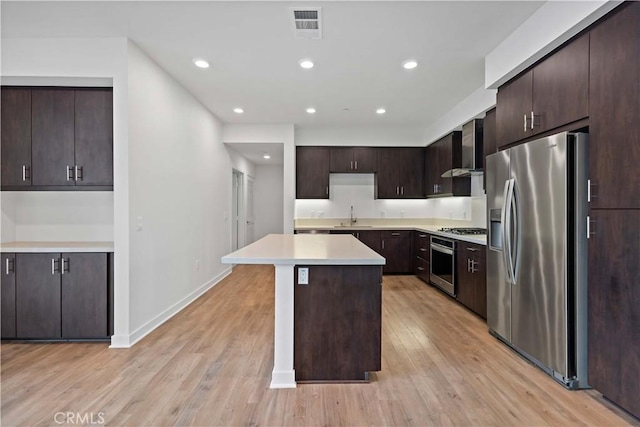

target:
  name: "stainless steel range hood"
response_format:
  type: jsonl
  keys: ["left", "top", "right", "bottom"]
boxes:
{"left": 441, "top": 118, "right": 484, "bottom": 178}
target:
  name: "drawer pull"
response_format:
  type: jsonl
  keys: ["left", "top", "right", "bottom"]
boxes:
{"left": 391, "top": 232, "right": 400, "bottom": 236}
{"left": 420, "top": 248, "right": 427, "bottom": 252}
{"left": 466, "top": 247, "right": 478, "bottom": 252}
{"left": 417, "top": 267, "right": 425, "bottom": 271}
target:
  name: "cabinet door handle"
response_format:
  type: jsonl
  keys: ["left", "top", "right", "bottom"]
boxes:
{"left": 51, "top": 258, "right": 59, "bottom": 275}
{"left": 467, "top": 258, "right": 471, "bottom": 272}
{"left": 470, "top": 260, "right": 478, "bottom": 273}
{"left": 5, "top": 258, "right": 9, "bottom": 275}
{"left": 350, "top": 161, "right": 353, "bottom": 170}
{"left": 401, "top": 186, "right": 404, "bottom": 195}
{"left": 354, "top": 160, "right": 358, "bottom": 170}
{"left": 587, "top": 179, "right": 596, "bottom": 202}
{"left": 326, "top": 186, "right": 329, "bottom": 196}
{"left": 530, "top": 111, "right": 535, "bottom": 130}
{"left": 382, "top": 240, "right": 385, "bottom": 250}
{"left": 61, "top": 258, "right": 68, "bottom": 275}
{"left": 67, "top": 166, "right": 72, "bottom": 181}
{"left": 22, "top": 165, "right": 27, "bottom": 181}
{"left": 587, "top": 216, "right": 596, "bottom": 239}
{"left": 75, "top": 166, "right": 83, "bottom": 181}
{"left": 524, "top": 114, "right": 528, "bottom": 132}
{"left": 396, "top": 186, "right": 399, "bottom": 195}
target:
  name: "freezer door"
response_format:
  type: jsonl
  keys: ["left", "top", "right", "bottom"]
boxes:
{"left": 509, "top": 133, "right": 568, "bottom": 376}
{"left": 486, "top": 150, "right": 511, "bottom": 342}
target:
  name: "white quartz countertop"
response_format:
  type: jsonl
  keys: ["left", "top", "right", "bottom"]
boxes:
{"left": 221, "top": 234, "right": 385, "bottom": 265}
{"left": 0, "top": 241, "right": 114, "bottom": 253}
{"left": 295, "top": 225, "right": 486, "bottom": 246}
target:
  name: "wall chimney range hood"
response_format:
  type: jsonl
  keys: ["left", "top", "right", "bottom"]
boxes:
{"left": 441, "top": 118, "right": 484, "bottom": 178}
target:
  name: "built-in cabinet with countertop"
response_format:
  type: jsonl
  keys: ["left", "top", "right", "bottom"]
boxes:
{"left": 492, "top": 1, "right": 640, "bottom": 418}
{"left": 1, "top": 249, "right": 113, "bottom": 340}
{"left": 1, "top": 86, "right": 113, "bottom": 190}
{"left": 329, "top": 229, "right": 412, "bottom": 274}
{"left": 329, "top": 147, "right": 377, "bottom": 173}
{"left": 425, "top": 131, "right": 471, "bottom": 197}
{"left": 496, "top": 33, "right": 589, "bottom": 148}
{"left": 455, "top": 242, "right": 486, "bottom": 319}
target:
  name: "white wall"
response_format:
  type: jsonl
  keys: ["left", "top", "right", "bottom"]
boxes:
{"left": 126, "top": 41, "right": 232, "bottom": 344}
{"left": 296, "top": 125, "right": 424, "bottom": 147}
{"left": 1, "top": 194, "right": 18, "bottom": 243}
{"left": 223, "top": 124, "right": 295, "bottom": 234}
{"left": 295, "top": 174, "right": 486, "bottom": 225}
{"left": 1, "top": 192, "right": 113, "bottom": 242}
{"left": 254, "top": 165, "right": 284, "bottom": 240}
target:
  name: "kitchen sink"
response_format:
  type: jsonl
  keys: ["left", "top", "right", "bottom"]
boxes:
{"left": 335, "top": 224, "right": 372, "bottom": 228}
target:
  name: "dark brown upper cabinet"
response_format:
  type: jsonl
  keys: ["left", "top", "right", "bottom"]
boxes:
{"left": 425, "top": 131, "right": 470, "bottom": 197}
{"left": 376, "top": 147, "right": 424, "bottom": 199}
{"left": 329, "top": 147, "right": 377, "bottom": 173}
{"left": 1, "top": 88, "right": 32, "bottom": 187}
{"left": 296, "top": 146, "right": 330, "bottom": 199}
{"left": 74, "top": 89, "right": 114, "bottom": 186}
{"left": 1, "top": 86, "right": 114, "bottom": 191}
{"left": 31, "top": 89, "right": 76, "bottom": 186}
{"left": 589, "top": 1, "right": 640, "bottom": 209}
{"left": 496, "top": 33, "right": 589, "bottom": 148}
{"left": 483, "top": 108, "right": 497, "bottom": 191}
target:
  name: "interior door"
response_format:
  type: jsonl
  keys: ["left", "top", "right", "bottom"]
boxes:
{"left": 246, "top": 177, "right": 255, "bottom": 244}
{"left": 509, "top": 133, "right": 568, "bottom": 376}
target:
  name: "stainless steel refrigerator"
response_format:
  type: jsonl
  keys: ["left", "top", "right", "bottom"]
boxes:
{"left": 486, "top": 131, "right": 588, "bottom": 389}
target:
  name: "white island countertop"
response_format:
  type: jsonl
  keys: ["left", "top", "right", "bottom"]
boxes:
{"left": 222, "top": 234, "right": 385, "bottom": 265}
{"left": 0, "top": 241, "right": 114, "bottom": 253}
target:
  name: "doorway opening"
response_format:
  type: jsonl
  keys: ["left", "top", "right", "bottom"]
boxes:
{"left": 231, "top": 169, "right": 244, "bottom": 251}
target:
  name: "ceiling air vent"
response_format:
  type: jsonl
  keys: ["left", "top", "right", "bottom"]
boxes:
{"left": 291, "top": 7, "right": 322, "bottom": 40}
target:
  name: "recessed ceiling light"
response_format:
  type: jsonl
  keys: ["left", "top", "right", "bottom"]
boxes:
{"left": 306, "top": 108, "right": 316, "bottom": 114}
{"left": 263, "top": 154, "right": 271, "bottom": 159}
{"left": 376, "top": 108, "right": 386, "bottom": 115}
{"left": 299, "top": 59, "right": 314, "bottom": 69}
{"left": 402, "top": 60, "right": 418, "bottom": 70}
{"left": 193, "top": 58, "right": 210, "bottom": 69}
{"left": 233, "top": 108, "right": 244, "bottom": 114}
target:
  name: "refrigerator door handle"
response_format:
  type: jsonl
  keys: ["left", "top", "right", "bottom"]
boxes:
{"left": 505, "top": 178, "right": 516, "bottom": 284}
{"left": 501, "top": 179, "right": 513, "bottom": 284}
{"left": 510, "top": 178, "right": 522, "bottom": 285}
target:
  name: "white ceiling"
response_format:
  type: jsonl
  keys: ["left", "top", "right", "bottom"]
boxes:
{"left": 226, "top": 142, "right": 284, "bottom": 165}
{"left": 1, "top": 1, "right": 544, "bottom": 129}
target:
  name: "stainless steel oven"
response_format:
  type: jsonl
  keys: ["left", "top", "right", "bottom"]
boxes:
{"left": 430, "top": 236, "right": 456, "bottom": 296}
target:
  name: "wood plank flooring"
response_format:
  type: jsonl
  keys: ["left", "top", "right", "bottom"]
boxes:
{"left": 2, "top": 265, "right": 638, "bottom": 426}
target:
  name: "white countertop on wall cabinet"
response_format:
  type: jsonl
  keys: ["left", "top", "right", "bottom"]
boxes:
{"left": 0, "top": 241, "right": 114, "bottom": 253}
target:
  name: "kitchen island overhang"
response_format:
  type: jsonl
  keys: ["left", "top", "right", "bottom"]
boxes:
{"left": 221, "top": 234, "right": 385, "bottom": 389}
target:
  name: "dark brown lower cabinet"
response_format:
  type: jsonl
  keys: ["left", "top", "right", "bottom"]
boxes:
{"left": 381, "top": 231, "right": 412, "bottom": 274}
{"left": 455, "top": 243, "right": 487, "bottom": 319}
{"left": 8, "top": 252, "right": 109, "bottom": 340}
{"left": 413, "top": 231, "right": 430, "bottom": 283}
{"left": 294, "top": 265, "right": 382, "bottom": 382}
{"left": 1, "top": 253, "right": 17, "bottom": 338}
{"left": 588, "top": 209, "right": 640, "bottom": 418}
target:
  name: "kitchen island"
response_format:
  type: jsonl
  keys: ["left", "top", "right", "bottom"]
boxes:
{"left": 221, "top": 234, "right": 385, "bottom": 388}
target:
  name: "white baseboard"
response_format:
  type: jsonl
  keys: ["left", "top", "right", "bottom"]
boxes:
{"left": 108, "top": 267, "right": 232, "bottom": 348}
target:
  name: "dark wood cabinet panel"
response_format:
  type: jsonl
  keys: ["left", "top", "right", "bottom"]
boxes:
{"left": 589, "top": 1, "right": 640, "bottom": 209}
{"left": 483, "top": 108, "right": 497, "bottom": 191}
{"left": 533, "top": 33, "right": 589, "bottom": 133}
{"left": 358, "top": 230, "right": 382, "bottom": 253}
{"left": 1, "top": 254, "right": 17, "bottom": 338}
{"left": 1, "top": 88, "right": 32, "bottom": 187}
{"left": 588, "top": 209, "right": 640, "bottom": 418}
{"left": 31, "top": 89, "right": 75, "bottom": 186}
{"left": 75, "top": 89, "right": 113, "bottom": 186}
{"left": 496, "top": 70, "right": 533, "bottom": 148}
{"left": 455, "top": 243, "right": 486, "bottom": 319}
{"left": 398, "top": 148, "right": 425, "bottom": 198}
{"left": 296, "top": 147, "right": 330, "bottom": 199}
{"left": 413, "top": 231, "right": 430, "bottom": 283}
{"left": 376, "top": 148, "right": 424, "bottom": 199}
{"left": 426, "top": 132, "right": 469, "bottom": 197}
{"left": 376, "top": 148, "right": 400, "bottom": 198}
{"left": 294, "top": 265, "right": 382, "bottom": 381}
{"left": 330, "top": 147, "right": 377, "bottom": 173}
{"left": 381, "top": 230, "right": 412, "bottom": 274}
{"left": 16, "top": 253, "right": 62, "bottom": 338}
{"left": 352, "top": 147, "right": 377, "bottom": 173}
{"left": 61, "top": 253, "right": 108, "bottom": 338}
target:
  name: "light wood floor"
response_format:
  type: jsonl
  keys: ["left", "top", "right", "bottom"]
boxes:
{"left": 2, "top": 265, "right": 638, "bottom": 426}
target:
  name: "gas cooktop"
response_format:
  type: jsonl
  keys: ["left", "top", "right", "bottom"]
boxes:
{"left": 438, "top": 227, "right": 487, "bottom": 235}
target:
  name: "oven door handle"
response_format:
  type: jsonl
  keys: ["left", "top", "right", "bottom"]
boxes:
{"left": 430, "top": 243, "right": 454, "bottom": 255}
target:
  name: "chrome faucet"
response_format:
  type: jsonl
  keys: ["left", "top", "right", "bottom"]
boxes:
{"left": 350, "top": 205, "right": 357, "bottom": 225}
